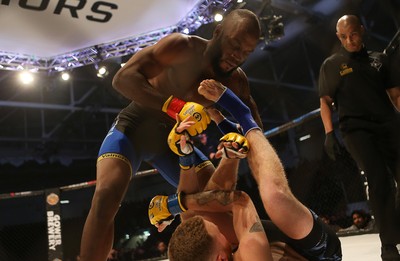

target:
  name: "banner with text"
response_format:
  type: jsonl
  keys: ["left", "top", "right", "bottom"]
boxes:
{"left": 45, "top": 188, "right": 63, "bottom": 261}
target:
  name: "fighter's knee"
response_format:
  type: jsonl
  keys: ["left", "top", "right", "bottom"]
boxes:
{"left": 90, "top": 187, "right": 125, "bottom": 218}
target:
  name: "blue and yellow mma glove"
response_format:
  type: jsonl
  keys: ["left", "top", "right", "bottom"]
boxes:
{"left": 219, "top": 132, "right": 249, "bottom": 159}
{"left": 148, "top": 192, "right": 187, "bottom": 226}
{"left": 162, "top": 95, "right": 211, "bottom": 136}
{"left": 167, "top": 121, "right": 212, "bottom": 170}
{"left": 167, "top": 123, "right": 196, "bottom": 170}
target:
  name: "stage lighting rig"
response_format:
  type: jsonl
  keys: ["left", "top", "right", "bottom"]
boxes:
{"left": 0, "top": 0, "right": 238, "bottom": 73}
{"left": 260, "top": 15, "right": 285, "bottom": 45}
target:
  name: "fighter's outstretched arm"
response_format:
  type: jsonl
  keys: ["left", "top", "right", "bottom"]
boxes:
{"left": 199, "top": 79, "right": 314, "bottom": 240}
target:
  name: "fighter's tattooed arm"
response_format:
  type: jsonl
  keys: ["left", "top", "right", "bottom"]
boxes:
{"left": 249, "top": 218, "right": 264, "bottom": 233}
{"left": 182, "top": 190, "right": 247, "bottom": 212}
{"left": 195, "top": 190, "right": 243, "bottom": 206}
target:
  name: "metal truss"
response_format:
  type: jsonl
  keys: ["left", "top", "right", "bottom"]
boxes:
{"left": 0, "top": 0, "right": 235, "bottom": 73}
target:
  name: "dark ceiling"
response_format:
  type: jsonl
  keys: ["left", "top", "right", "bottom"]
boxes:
{"left": 1, "top": 0, "right": 399, "bottom": 193}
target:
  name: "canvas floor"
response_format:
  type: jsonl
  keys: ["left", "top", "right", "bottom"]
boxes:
{"left": 339, "top": 232, "right": 398, "bottom": 261}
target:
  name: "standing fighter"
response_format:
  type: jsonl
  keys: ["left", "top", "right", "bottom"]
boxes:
{"left": 79, "top": 9, "right": 263, "bottom": 261}
{"left": 318, "top": 15, "right": 400, "bottom": 260}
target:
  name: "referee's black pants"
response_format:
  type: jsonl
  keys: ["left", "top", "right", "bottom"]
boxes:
{"left": 340, "top": 116, "right": 400, "bottom": 245}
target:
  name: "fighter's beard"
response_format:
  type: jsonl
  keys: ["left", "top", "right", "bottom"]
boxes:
{"left": 212, "top": 57, "right": 235, "bottom": 78}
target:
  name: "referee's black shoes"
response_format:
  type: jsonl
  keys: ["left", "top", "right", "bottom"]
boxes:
{"left": 381, "top": 245, "right": 400, "bottom": 261}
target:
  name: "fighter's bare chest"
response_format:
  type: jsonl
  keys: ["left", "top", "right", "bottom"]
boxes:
{"left": 158, "top": 65, "right": 214, "bottom": 104}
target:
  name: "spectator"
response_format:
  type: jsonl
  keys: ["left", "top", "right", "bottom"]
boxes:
{"left": 194, "top": 133, "right": 217, "bottom": 161}
{"left": 155, "top": 240, "right": 168, "bottom": 258}
{"left": 319, "top": 214, "right": 342, "bottom": 233}
{"left": 338, "top": 209, "right": 376, "bottom": 233}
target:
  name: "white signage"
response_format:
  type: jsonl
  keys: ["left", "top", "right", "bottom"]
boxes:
{"left": 0, "top": 0, "right": 198, "bottom": 57}
{"left": 47, "top": 210, "right": 62, "bottom": 251}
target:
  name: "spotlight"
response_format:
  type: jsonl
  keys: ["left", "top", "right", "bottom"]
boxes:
{"left": 98, "top": 66, "right": 107, "bottom": 75}
{"left": 19, "top": 71, "right": 34, "bottom": 85}
{"left": 96, "top": 66, "right": 109, "bottom": 78}
{"left": 212, "top": 6, "right": 225, "bottom": 23}
{"left": 236, "top": 0, "right": 247, "bottom": 9}
{"left": 214, "top": 13, "right": 223, "bottom": 22}
{"left": 182, "top": 28, "right": 190, "bottom": 34}
{"left": 61, "top": 72, "right": 70, "bottom": 81}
